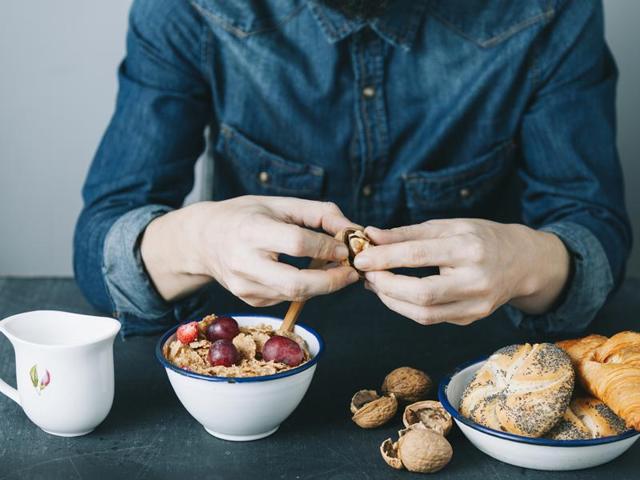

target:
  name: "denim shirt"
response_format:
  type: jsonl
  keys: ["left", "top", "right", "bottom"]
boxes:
{"left": 74, "top": 0, "right": 631, "bottom": 337}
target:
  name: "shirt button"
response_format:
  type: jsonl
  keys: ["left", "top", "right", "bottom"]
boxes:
{"left": 459, "top": 187, "right": 471, "bottom": 199}
{"left": 362, "top": 184, "right": 373, "bottom": 197}
{"left": 362, "top": 86, "right": 376, "bottom": 98}
{"left": 258, "top": 171, "right": 270, "bottom": 184}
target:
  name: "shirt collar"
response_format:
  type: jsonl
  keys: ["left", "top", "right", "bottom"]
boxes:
{"left": 307, "top": 0, "right": 428, "bottom": 51}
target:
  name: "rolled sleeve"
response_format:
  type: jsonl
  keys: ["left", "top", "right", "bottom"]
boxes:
{"left": 504, "top": 221, "right": 614, "bottom": 335}
{"left": 73, "top": 0, "right": 212, "bottom": 333}
{"left": 102, "top": 205, "right": 175, "bottom": 336}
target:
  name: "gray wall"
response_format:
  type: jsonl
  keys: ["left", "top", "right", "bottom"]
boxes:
{"left": 1, "top": 0, "right": 639, "bottom": 276}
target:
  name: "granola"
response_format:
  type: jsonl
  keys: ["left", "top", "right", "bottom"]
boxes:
{"left": 164, "top": 316, "right": 311, "bottom": 378}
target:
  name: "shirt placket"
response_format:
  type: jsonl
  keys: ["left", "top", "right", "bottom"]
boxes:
{"left": 350, "top": 29, "right": 390, "bottom": 226}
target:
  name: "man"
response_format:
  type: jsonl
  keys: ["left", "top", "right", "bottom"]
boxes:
{"left": 75, "top": 0, "right": 631, "bottom": 337}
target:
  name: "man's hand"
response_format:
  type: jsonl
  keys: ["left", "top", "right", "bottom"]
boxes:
{"left": 140, "top": 196, "right": 360, "bottom": 306}
{"left": 354, "top": 219, "right": 570, "bottom": 326}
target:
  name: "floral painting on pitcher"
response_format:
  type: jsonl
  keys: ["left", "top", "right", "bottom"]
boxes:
{"left": 29, "top": 365, "right": 51, "bottom": 394}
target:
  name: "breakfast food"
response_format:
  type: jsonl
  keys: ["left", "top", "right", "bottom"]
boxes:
{"left": 381, "top": 367, "right": 432, "bottom": 403}
{"left": 557, "top": 331, "right": 640, "bottom": 430}
{"left": 335, "top": 227, "right": 372, "bottom": 274}
{"left": 459, "top": 343, "right": 574, "bottom": 437}
{"left": 262, "top": 335, "right": 305, "bottom": 366}
{"left": 350, "top": 389, "right": 398, "bottom": 428}
{"left": 402, "top": 400, "right": 453, "bottom": 436}
{"left": 164, "top": 315, "right": 310, "bottom": 378}
{"left": 546, "top": 397, "right": 627, "bottom": 440}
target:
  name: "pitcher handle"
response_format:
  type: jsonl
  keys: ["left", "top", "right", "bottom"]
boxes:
{"left": 0, "top": 323, "right": 20, "bottom": 405}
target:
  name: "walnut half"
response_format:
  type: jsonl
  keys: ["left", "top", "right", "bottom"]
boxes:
{"left": 402, "top": 400, "right": 453, "bottom": 436}
{"left": 335, "top": 228, "right": 372, "bottom": 275}
{"left": 350, "top": 389, "right": 397, "bottom": 428}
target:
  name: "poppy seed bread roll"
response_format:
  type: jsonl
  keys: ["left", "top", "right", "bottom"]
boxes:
{"left": 546, "top": 397, "right": 627, "bottom": 440}
{"left": 459, "top": 343, "right": 574, "bottom": 437}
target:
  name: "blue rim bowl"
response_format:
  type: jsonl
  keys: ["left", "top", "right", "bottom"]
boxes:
{"left": 438, "top": 356, "right": 639, "bottom": 447}
{"left": 155, "top": 314, "right": 325, "bottom": 383}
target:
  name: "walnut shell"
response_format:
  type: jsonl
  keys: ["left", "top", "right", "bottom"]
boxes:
{"left": 381, "top": 367, "right": 432, "bottom": 403}
{"left": 397, "top": 428, "right": 453, "bottom": 473}
{"left": 380, "top": 438, "right": 403, "bottom": 470}
{"left": 335, "top": 228, "right": 372, "bottom": 274}
{"left": 351, "top": 391, "right": 398, "bottom": 428}
{"left": 350, "top": 389, "right": 379, "bottom": 415}
{"left": 403, "top": 400, "right": 453, "bottom": 436}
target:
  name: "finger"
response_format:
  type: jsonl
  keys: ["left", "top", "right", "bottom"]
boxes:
{"left": 246, "top": 259, "right": 360, "bottom": 301}
{"left": 266, "top": 197, "right": 360, "bottom": 236}
{"left": 256, "top": 218, "right": 349, "bottom": 261}
{"left": 239, "top": 296, "right": 281, "bottom": 308}
{"left": 364, "top": 221, "right": 457, "bottom": 245}
{"left": 364, "top": 271, "right": 463, "bottom": 306}
{"left": 374, "top": 291, "right": 481, "bottom": 326}
{"left": 225, "top": 276, "right": 284, "bottom": 305}
{"left": 354, "top": 237, "right": 464, "bottom": 271}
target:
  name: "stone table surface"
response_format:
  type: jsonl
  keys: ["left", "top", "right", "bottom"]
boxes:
{"left": 0, "top": 277, "right": 639, "bottom": 480}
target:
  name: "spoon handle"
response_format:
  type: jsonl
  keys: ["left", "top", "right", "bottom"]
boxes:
{"left": 280, "top": 258, "right": 328, "bottom": 332}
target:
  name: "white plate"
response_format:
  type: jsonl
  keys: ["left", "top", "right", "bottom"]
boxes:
{"left": 438, "top": 357, "right": 640, "bottom": 471}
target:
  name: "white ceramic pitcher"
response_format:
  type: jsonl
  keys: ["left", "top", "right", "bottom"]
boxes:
{"left": 0, "top": 310, "right": 120, "bottom": 437}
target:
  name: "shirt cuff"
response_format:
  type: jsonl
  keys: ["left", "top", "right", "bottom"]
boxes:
{"left": 102, "top": 205, "right": 176, "bottom": 336}
{"left": 503, "top": 221, "right": 614, "bottom": 335}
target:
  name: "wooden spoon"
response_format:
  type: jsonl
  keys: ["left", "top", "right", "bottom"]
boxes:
{"left": 280, "top": 258, "right": 328, "bottom": 333}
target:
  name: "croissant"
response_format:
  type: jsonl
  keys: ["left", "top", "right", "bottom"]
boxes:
{"left": 556, "top": 334, "right": 607, "bottom": 365}
{"left": 557, "top": 331, "right": 640, "bottom": 431}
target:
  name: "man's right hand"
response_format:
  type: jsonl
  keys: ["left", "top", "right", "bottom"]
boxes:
{"left": 140, "top": 196, "right": 360, "bottom": 306}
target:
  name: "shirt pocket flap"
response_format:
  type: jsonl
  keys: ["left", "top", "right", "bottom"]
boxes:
{"left": 404, "top": 140, "right": 515, "bottom": 212}
{"left": 215, "top": 124, "right": 324, "bottom": 197}
{"left": 190, "top": 0, "right": 304, "bottom": 38}
{"left": 428, "top": 1, "right": 554, "bottom": 48}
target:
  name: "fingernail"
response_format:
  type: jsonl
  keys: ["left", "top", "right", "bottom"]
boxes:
{"left": 354, "top": 255, "right": 370, "bottom": 270}
{"left": 348, "top": 271, "right": 360, "bottom": 282}
{"left": 335, "top": 244, "right": 349, "bottom": 259}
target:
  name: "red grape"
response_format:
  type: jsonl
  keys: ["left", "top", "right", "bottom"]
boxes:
{"left": 262, "top": 335, "right": 304, "bottom": 367}
{"left": 206, "top": 316, "right": 240, "bottom": 342}
{"left": 208, "top": 339, "right": 240, "bottom": 367}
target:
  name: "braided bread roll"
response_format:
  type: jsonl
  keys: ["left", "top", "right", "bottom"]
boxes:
{"left": 546, "top": 397, "right": 627, "bottom": 440}
{"left": 459, "top": 343, "right": 574, "bottom": 437}
{"left": 558, "top": 331, "right": 640, "bottom": 430}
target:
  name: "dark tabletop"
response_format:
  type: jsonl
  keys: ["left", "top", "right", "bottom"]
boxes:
{"left": 0, "top": 277, "right": 639, "bottom": 480}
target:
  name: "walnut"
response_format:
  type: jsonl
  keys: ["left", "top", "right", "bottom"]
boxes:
{"left": 335, "top": 228, "right": 372, "bottom": 275}
{"left": 350, "top": 389, "right": 379, "bottom": 414}
{"left": 397, "top": 428, "right": 453, "bottom": 473}
{"left": 350, "top": 389, "right": 397, "bottom": 428}
{"left": 403, "top": 400, "right": 453, "bottom": 436}
{"left": 381, "top": 367, "right": 432, "bottom": 403}
{"left": 380, "top": 438, "right": 403, "bottom": 470}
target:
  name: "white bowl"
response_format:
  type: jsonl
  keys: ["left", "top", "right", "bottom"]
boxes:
{"left": 438, "top": 357, "right": 640, "bottom": 471}
{"left": 156, "top": 315, "right": 323, "bottom": 441}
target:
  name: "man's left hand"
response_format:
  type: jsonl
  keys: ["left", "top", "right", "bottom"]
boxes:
{"left": 354, "top": 219, "right": 571, "bottom": 326}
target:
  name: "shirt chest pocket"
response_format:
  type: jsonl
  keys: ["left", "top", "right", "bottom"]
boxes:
{"left": 403, "top": 140, "right": 515, "bottom": 223}
{"left": 214, "top": 124, "right": 325, "bottom": 198}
